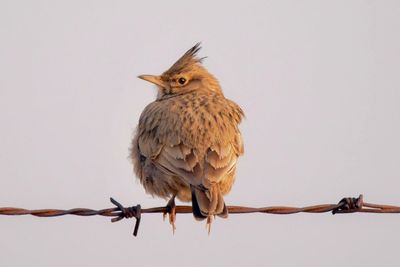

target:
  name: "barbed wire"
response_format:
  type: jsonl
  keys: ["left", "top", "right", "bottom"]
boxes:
{"left": 1, "top": 194, "right": 400, "bottom": 236}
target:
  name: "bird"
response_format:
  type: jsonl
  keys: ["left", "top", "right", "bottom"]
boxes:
{"left": 130, "top": 43, "right": 244, "bottom": 232}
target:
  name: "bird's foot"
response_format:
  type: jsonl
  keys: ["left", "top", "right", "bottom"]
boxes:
{"left": 163, "top": 196, "right": 176, "bottom": 233}
{"left": 206, "top": 215, "right": 214, "bottom": 235}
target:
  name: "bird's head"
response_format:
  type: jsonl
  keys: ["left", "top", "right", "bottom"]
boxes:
{"left": 138, "top": 43, "right": 222, "bottom": 99}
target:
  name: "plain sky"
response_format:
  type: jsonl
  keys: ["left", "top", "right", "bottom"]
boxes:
{"left": 1, "top": 1, "right": 400, "bottom": 266}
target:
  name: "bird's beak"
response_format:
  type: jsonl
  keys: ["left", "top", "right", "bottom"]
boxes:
{"left": 138, "top": 75, "right": 165, "bottom": 88}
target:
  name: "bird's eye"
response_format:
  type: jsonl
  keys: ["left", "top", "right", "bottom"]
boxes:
{"left": 178, "top": 77, "right": 187, "bottom": 85}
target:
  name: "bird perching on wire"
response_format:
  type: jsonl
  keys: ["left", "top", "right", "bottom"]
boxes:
{"left": 130, "top": 43, "right": 244, "bottom": 233}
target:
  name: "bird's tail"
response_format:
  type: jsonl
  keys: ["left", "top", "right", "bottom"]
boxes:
{"left": 191, "top": 184, "right": 228, "bottom": 220}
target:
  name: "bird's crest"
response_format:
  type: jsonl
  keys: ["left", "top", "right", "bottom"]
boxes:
{"left": 163, "top": 43, "right": 205, "bottom": 76}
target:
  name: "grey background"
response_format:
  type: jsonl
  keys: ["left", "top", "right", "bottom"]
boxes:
{"left": 1, "top": 1, "right": 400, "bottom": 266}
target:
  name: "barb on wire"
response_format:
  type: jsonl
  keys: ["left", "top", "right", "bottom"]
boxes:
{"left": 1, "top": 194, "right": 400, "bottom": 237}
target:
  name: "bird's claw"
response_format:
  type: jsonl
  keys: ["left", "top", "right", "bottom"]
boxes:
{"left": 163, "top": 197, "right": 176, "bottom": 234}
{"left": 206, "top": 215, "right": 214, "bottom": 235}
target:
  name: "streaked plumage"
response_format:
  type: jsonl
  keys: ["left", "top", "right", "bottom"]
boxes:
{"left": 130, "top": 43, "right": 244, "bottom": 230}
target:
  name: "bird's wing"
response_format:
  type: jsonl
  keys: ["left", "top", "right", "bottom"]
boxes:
{"left": 203, "top": 142, "right": 239, "bottom": 185}
{"left": 137, "top": 132, "right": 241, "bottom": 186}
{"left": 154, "top": 142, "right": 203, "bottom": 184}
{"left": 153, "top": 134, "right": 242, "bottom": 187}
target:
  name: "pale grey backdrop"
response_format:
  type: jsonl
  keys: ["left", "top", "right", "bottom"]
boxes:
{"left": 1, "top": 1, "right": 400, "bottom": 266}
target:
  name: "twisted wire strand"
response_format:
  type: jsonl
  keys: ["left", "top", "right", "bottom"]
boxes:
{"left": 1, "top": 194, "right": 400, "bottom": 236}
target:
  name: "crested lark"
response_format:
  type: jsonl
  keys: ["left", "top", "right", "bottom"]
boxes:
{"left": 131, "top": 43, "right": 244, "bottom": 232}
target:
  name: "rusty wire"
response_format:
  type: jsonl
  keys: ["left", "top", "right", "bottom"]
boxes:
{"left": 1, "top": 194, "right": 400, "bottom": 237}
